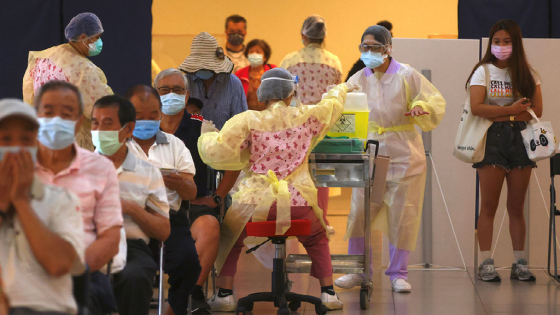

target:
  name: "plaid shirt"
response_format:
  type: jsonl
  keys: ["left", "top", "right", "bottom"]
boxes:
{"left": 186, "top": 73, "right": 248, "bottom": 130}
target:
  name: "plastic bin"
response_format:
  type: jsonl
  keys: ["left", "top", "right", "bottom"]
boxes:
{"left": 322, "top": 92, "right": 369, "bottom": 140}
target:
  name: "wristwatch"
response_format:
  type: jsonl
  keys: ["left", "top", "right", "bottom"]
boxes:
{"left": 213, "top": 194, "right": 222, "bottom": 205}
{"left": 510, "top": 115, "right": 516, "bottom": 122}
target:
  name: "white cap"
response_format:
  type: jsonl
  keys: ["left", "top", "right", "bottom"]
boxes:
{"left": 0, "top": 99, "right": 39, "bottom": 127}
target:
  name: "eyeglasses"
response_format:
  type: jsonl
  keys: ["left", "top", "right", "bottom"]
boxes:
{"left": 358, "top": 44, "right": 387, "bottom": 53}
{"left": 157, "top": 87, "right": 186, "bottom": 95}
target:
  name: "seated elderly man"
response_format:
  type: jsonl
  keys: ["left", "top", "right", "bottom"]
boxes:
{"left": 33, "top": 81, "right": 123, "bottom": 315}
{"left": 126, "top": 85, "right": 201, "bottom": 315}
{"left": 0, "top": 99, "right": 85, "bottom": 315}
{"left": 154, "top": 68, "right": 241, "bottom": 313}
{"left": 91, "top": 94, "right": 171, "bottom": 315}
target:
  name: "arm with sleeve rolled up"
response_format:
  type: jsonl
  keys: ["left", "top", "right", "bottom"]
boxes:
{"left": 121, "top": 200, "right": 170, "bottom": 242}
{"left": 198, "top": 113, "right": 252, "bottom": 171}
{"left": 406, "top": 69, "right": 446, "bottom": 132}
{"left": 87, "top": 167, "right": 122, "bottom": 271}
{"left": 163, "top": 172, "right": 197, "bottom": 201}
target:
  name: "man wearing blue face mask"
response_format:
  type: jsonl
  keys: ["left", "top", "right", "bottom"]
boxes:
{"left": 34, "top": 81, "right": 123, "bottom": 315}
{"left": 126, "top": 85, "right": 201, "bottom": 315}
{"left": 23, "top": 12, "right": 113, "bottom": 152}
{"left": 179, "top": 32, "right": 248, "bottom": 131}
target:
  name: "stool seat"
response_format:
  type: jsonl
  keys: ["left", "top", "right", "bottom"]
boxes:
{"left": 246, "top": 220, "right": 311, "bottom": 237}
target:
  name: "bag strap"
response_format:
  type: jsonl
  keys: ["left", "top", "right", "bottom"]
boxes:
{"left": 527, "top": 108, "right": 540, "bottom": 122}
{"left": 482, "top": 64, "right": 490, "bottom": 105}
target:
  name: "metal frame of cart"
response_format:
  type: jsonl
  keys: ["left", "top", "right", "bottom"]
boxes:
{"left": 285, "top": 140, "right": 389, "bottom": 310}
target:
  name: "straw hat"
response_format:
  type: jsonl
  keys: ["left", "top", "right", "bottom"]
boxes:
{"left": 178, "top": 32, "right": 234, "bottom": 74}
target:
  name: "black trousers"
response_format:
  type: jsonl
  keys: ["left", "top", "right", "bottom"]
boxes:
{"left": 163, "top": 210, "right": 202, "bottom": 315}
{"left": 113, "top": 239, "right": 158, "bottom": 315}
{"left": 89, "top": 271, "right": 118, "bottom": 315}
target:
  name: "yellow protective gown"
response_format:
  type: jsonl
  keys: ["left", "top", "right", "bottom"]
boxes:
{"left": 345, "top": 59, "right": 445, "bottom": 251}
{"left": 22, "top": 44, "right": 113, "bottom": 151}
{"left": 198, "top": 83, "right": 349, "bottom": 272}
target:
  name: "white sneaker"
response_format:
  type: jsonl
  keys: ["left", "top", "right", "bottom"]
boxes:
{"left": 208, "top": 293, "right": 236, "bottom": 312}
{"left": 334, "top": 274, "right": 364, "bottom": 289}
{"left": 321, "top": 292, "right": 343, "bottom": 310}
{"left": 326, "top": 225, "right": 336, "bottom": 235}
{"left": 391, "top": 279, "right": 411, "bottom": 293}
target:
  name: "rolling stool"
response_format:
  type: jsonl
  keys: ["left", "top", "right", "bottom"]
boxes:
{"left": 236, "top": 220, "right": 327, "bottom": 315}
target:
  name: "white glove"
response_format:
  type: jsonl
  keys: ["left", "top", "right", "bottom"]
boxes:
{"left": 201, "top": 120, "right": 219, "bottom": 134}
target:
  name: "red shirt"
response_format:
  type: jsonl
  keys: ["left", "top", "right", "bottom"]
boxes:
{"left": 235, "top": 64, "right": 277, "bottom": 95}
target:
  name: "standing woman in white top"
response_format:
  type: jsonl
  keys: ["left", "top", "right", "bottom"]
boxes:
{"left": 468, "top": 19, "right": 542, "bottom": 282}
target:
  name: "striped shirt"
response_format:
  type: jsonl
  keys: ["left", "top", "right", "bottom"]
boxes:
{"left": 115, "top": 146, "right": 170, "bottom": 243}
{"left": 185, "top": 73, "right": 248, "bottom": 130}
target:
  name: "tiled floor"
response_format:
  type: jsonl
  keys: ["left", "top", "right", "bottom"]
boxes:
{"left": 152, "top": 213, "right": 560, "bottom": 315}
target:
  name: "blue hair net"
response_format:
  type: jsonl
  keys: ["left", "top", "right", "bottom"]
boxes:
{"left": 65, "top": 12, "right": 104, "bottom": 42}
{"left": 257, "top": 68, "right": 296, "bottom": 103}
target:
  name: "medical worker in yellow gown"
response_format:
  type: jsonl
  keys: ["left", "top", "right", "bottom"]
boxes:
{"left": 199, "top": 68, "right": 359, "bottom": 311}
{"left": 334, "top": 25, "right": 446, "bottom": 293}
{"left": 23, "top": 12, "right": 113, "bottom": 151}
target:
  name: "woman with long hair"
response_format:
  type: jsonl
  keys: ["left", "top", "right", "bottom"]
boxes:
{"left": 467, "top": 19, "right": 542, "bottom": 282}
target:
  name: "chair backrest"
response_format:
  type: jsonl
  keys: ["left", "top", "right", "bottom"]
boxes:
{"left": 551, "top": 154, "right": 560, "bottom": 177}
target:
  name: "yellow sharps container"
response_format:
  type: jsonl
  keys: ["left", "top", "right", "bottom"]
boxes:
{"left": 324, "top": 92, "right": 369, "bottom": 140}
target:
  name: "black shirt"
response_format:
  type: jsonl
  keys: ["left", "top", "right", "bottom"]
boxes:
{"left": 346, "top": 59, "right": 366, "bottom": 82}
{"left": 173, "top": 111, "right": 208, "bottom": 198}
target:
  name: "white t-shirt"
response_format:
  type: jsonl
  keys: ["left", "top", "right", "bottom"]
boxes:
{"left": 129, "top": 131, "right": 196, "bottom": 211}
{"left": 470, "top": 63, "right": 541, "bottom": 106}
{"left": 0, "top": 178, "right": 85, "bottom": 314}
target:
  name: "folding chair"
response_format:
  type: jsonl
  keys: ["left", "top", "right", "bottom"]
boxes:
{"left": 548, "top": 154, "right": 560, "bottom": 281}
{"left": 150, "top": 241, "right": 166, "bottom": 315}
{"left": 73, "top": 265, "right": 91, "bottom": 315}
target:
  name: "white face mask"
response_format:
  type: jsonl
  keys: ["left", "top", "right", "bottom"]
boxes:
{"left": 160, "top": 93, "right": 186, "bottom": 115}
{"left": 37, "top": 117, "right": 76, "bottom": 150}
{"left": 248, "top": 53, "right": 264, "bottom": 67}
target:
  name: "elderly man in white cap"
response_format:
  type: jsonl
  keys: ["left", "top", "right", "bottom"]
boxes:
{"left": 23, "top": 12, "right": 113, "bottom": 151}
{"left": 0, "top": 98, "right": 85, "bottom": 315}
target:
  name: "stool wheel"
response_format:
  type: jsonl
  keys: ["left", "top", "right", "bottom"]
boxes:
{"left": 288, "top": 301, "right": 301, "bottom": 311}
{"left": 315, "top": 304, "right": 328, "bottom": 315}
{"left": 236, "top": 306, "right": 247, "bottom": 315}
{"left": 360, "top": 288, "right": 370, "bottom": 310}
{"left": 277, "top": 307, "right": 290, "bottom": 315}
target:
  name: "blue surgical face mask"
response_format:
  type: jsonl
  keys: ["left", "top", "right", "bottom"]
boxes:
{"left": 133, "top": 120, "right": 161, "bottom": 140}
{"left": 360, "top": 51, "right": 387, "bottom": 69}
{"left": 160, "top": 93, "right": 186, "bottom": 115}
{"left": 0, "top": 146, "right": 37, "bottom": 163}
{"left": 37, "top": 117, "right": 76, "bottom": 150}
{"left": 195, "top": 70, "right": 214, "bottom": 80}
{"left": 85, "top": 37, "right": 103, "bottom": 57}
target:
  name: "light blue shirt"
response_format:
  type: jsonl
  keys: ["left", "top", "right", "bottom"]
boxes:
{"left": 185, "top": 73, "right": 248, "bottom": 130}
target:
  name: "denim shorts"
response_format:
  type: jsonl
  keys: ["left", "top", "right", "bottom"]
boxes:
{"left": 473, "top": 121, "right": 536, "bottom": 171}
